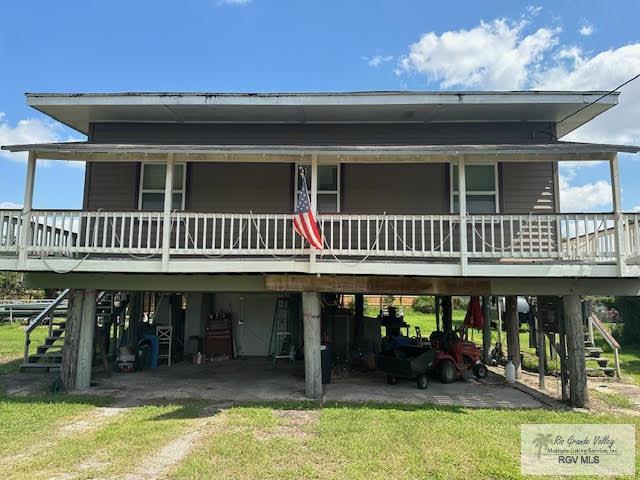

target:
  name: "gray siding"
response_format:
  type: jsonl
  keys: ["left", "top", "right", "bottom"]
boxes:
{"left": 90, "top": 121, "right": 554, "bottom": 145}
{"left": 501, "top": 162, "right": 556, "bottom": 213}
{"left": 189, "top": 163, "right": 291, "bottom": 213}
{"left": 84, "top": 162, "right": 138, "bottom": 210}
{"left": 342, "top": 163, "right": 446, "bottom": 214}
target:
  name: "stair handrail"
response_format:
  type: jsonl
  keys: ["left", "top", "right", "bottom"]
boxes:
{"left": 589, "top": 313, "right": 621, "bottom": 378}
{"left": 23, "top": 288, "right": 71, "bottom": 365}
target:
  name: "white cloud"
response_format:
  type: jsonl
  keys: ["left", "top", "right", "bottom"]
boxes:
{"left": 0, "top": 201, "right": 22, "bottom": 209}
{"left": 217, "top": 0, "right": 250, "bottom": 5}
{"left": 533, "top": 44, "right": 640, "bottom": 145}
{"left": 0, "top": 113, "right": 65, "bottom": 162}
{"left": 364, "top": 55, "right": 393, "bottom": 68}
{"left": 525, "top": 5, "right": 542, "bottom": 17}
{"left": 579, "top": 22, "right": 594, "bottom": 36}
{"left": 395, "top": 16, "right": 640, "bottom": 147}
{"left": 559, "top": 175, "right": 612, "bottom": 212}
{"left": 0, "top": 112, "right": 84, "bottom": 167}
{"left": 397, "top": 19, "right": 559, "bottom": 89}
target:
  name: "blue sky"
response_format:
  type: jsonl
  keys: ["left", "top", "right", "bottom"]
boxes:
{"left": 1, "top": 0, "right": 639, "bottom": 211}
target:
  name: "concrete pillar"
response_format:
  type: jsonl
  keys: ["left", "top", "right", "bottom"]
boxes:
{"left": 75, "top": 289, "right": 96, "bottom": 390}
{"left": 482, "top": 296, "right": 492, "bottom": 364}
{"left": 563, "top": 295, "right": 588, "bottom": 407}
{"left": 505, "top": 295, "right": 521, "bottom": 379}
{"left": 302, "top": 292, "right": 322, "bottom": 399}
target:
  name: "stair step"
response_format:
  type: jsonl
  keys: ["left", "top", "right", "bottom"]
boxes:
{"left": 585, "top": 346, "right": 603, "bottom": 357}
{"left": 29, "top": 352, "right": 63, "bottom": 360}
{"left": 37, "top": 345, "right": 63, "bottom": 354}
{"left": 584, "top": 341, "right": 595, "bottom": 348}
{"left": 585, "top": 357, "right": 610, "bottom": 367}
{"left": 587, "top": 366, "right": 616, "bottom": 377}
{"left": 20, "top": 363, "right": 61, "bottom": 371}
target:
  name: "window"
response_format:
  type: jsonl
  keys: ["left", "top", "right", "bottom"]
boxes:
{"left": 451, "top": 163, "right": 498, "bottom": 214}
{"left": 296, "top": 163, "right": 340, "bottom": 213}
{"left": 139, "top": 163, "right": 186, "bottom": 211}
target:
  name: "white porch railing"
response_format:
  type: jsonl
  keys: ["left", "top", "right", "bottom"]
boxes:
{"left": 2, "top": 209, "right": 640, "bottom": 270}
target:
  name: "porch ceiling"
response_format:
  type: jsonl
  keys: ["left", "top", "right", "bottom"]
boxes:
{"left": 2, "top": 141, "right": 638, "bottom": 163}
{"left": 25, "top": 90, "right": 619, "bottom": 138}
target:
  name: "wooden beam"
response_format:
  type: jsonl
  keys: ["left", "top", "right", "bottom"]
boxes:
{"left": 482, "top": 296, "right": 492, "bottom": 364}
{"left": 60, "top": 289, "right": 84, "bottom": 391}
{"left": 505, "top": 295, "right": 521, "bottom": 379}
{"left": 458, "top": 156, "right": 468, "bottom": 275}
{"left": 18, "top": 151, "right": 36, "bottom": 269}
{"left": 75, "top": 289, "right": 96, "bottom": 390}
{"left": 563, "top": 295, "right": 588, "bottom": 407}
{"left": 264, "top": 274, "right": 491, "bottom": 295}
{"left": 610, "top": 154, "right": 626, "bottom": 276}
{"left": 162, "top": 155, "right": 175, "bottom": 272}
{"left": 302, "top": 292, "right": 322, "bottom": 399}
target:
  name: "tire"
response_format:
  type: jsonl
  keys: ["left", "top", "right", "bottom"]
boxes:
{"left": 416, "top": 373, "right": 429, "bottom": 390}
{"left": 439, "top": 360, "right": 456, "bottom": 384}
{"left": 473, "top": 363, "right": 488, "bottom": 379}
{"left": 386, "top": 374, "right": 398, "bottom": 385}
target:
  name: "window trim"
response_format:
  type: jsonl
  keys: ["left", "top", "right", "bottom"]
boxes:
{"left": 138, "top": 162, "right": 187, "bottom": 211}
{"left": 450, "top": 162, "right": 500, "bottom": 214}
{"left": 294, "top": 162, "right": 341, "bottom": 213}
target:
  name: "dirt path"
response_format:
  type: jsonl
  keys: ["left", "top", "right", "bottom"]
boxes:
{"left": 117, "top": 404, "right": 231, "bottom": 480}
{"left": 0, "top": 399, "right": 133, "bottom": 467}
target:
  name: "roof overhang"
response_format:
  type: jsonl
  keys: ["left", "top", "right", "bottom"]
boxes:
{"left": 25, "top": 91, "right": 619, "bottom": 138}
{"left": 3, "top": 141, "right": 637, "bottom": 163}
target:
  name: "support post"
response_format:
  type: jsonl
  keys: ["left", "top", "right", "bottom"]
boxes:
{"left": 557, "top": 299, "right": 570, "bottom": 402}
{"left": 75, "top": 289, "right": 96, "bottom": 390}
{"left": 536, "top": 307, "right": 546, "bottom": 390}
{"left": 610, "top": 154, "right": 626, "bottom": 276}
{"left": 161, "top": 155, "right": 175, "bottom": 272}
{"left": 458, "top": 156, "right": 468, "bottom": 275}
{"left": 441, "top": 296, "right": 452, "bottom": 333}
{"left": 302, "top": 292, "right": 322, "bottom": 399}
{"left": 505, "top": 295, "right": 521, "bottom": 379}
{"left": 309, "top": 154, "right": 319, "bottom": 272}
{"left": 60, "top": 290, "right": 84, "bottom": 391}
{"left": 563, "top": 295, "right": 588, "bottom": 407}
{"left": 482, "top": 296, "right": 492, "bottom": 364}
{"left": 18, "top": 151, "right": 36, "bottom": 269}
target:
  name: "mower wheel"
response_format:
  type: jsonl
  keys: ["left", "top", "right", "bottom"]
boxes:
{"left": 386, "top": 374, "right": 398, "bottom": 385}
{"left": 416, "top": 373, "right": 429, "bottom": 390}
{"left": 473, "top": 363, "right": 488, "bottom": 379}
{"left": 438, "top": 360, "right": 456, "bottom": 384}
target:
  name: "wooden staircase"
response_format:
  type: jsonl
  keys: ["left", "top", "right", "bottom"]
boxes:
{"left": 584, "top": 314, "right": 620, "bottom": 378}
{"left": 21, "top": 291, "right": 116, "bottom": 372}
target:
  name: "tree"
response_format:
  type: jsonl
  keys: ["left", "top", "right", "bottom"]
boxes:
{"left": 0, "top": 272, "right": 45, "bottom": 300}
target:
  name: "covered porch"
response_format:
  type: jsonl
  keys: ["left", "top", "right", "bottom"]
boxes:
{"left": 2, "top": 141, "right": 640, "bottom": 278}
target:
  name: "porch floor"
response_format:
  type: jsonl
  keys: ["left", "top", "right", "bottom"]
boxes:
{"left": 82, "top": 358, "right": 546, "bottom": 408}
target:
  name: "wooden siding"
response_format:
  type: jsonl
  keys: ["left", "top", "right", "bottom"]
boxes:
{"left": 501, "top": 162, "right": 556, "bottom": 213}
{"left": 83, "top": 162, "right": 138, "bottom": 210}
{"left": 342, "top": 163, "right": 446, "bottom": 213}
{"left": 189, "top": 162, "right": 292, "bottom": 213}
{"left": 90, "top": 121, "right": 554, "bottom": 145}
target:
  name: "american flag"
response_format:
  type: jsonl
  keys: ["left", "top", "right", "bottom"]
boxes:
{"left": 293, "top": 167, "right": 323, "bottom": 250}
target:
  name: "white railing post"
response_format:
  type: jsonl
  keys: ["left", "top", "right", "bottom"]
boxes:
{"left": 162, "top": 154, "right": 175, "bottom": 272}
{"left": 610, "top": 154, "right": 626, "bottom": 276}
{"left": 18, "top": 151, "right": 36, "bottom": 269}
{"left": 458, "top": 156, "right": 468, "bottom": 275}
{"left": 309, "top": 154, "right": 318, "bottom": 272}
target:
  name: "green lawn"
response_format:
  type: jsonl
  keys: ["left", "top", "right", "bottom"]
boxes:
{"left": 0, "top": 394, "right": 110, "bottom": 458}
{"left": 0, "top": 323, "right": 48, "bottom": 375}
{"left": 173, "top": 404, "right": 640, "bottom": 480}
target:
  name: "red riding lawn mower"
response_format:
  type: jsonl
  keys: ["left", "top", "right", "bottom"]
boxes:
{"left": 428, "top": 331, "right": 488, "bottom": 383}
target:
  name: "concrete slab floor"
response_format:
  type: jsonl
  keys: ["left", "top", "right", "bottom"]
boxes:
{"left": 83, "top": 358, "right": 547, "bottom": 409}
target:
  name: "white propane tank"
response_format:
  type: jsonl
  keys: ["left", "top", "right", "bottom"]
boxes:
{"left": 505, "top": 360, "right": 516, "bottom": 383}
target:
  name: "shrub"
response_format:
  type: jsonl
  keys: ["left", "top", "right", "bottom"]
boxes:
{"left": 412, "top": 296, "right": 436, "bottom": 313}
